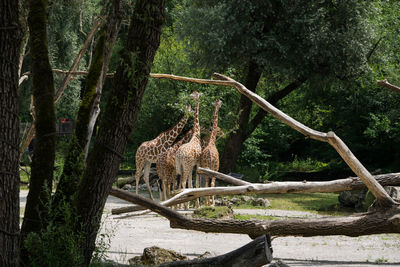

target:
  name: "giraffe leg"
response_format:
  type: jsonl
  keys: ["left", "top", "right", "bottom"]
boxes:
{"left": 161, "top": 179, "right": 167, "bottom": 201}
{"left": 135, "top": 157, "right": 145, "bottom": 195}
{"left": 143, "top": 162, "right": 153, "bottom": 200}
{"left": 195, "top": 167, "right": 201, "bottom": 208}
{"left": 211, "top": 177, "right": 216, "bottom": 206}
{"left": 204, "top": 176, "right": 210, "bottom": 206}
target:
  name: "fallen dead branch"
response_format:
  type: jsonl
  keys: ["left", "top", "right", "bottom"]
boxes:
{"left": 111, "top": 172, "right": 400, "bottom": 215}
{"left": 110, "top": 188, "right": 400, "bottom": 237}
{"left": 151, "top": 73, "right": 396, "bottom": 208}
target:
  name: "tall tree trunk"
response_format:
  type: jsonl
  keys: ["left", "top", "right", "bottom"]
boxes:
{"left": 220, "top": 60, "right": 262, "bottom": 173}
{"left": 219, "top": 69, "right": 306, "bottom": 173}
{"left": 72, "top": 0, "right": 166, "bottom": 264}
{"left": 54, "top": 0, "right": 122, "bottom": 207}
{"left": 0, "top": 0, "right": 22, "bottom": 265}
{"left": 20, "top": 0, "right": 56, "bottom": 256}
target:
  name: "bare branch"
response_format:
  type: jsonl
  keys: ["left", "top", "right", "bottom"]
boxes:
{"left": 54, "top": 13, "right": 106, "bottom": 103}
{"left": 377, "top": 79, "right": 400, "bottom": 94}
{"left": 197, "top": 167, "right": 251, "bottom": 186}
{"left": 149, "top": 73, "right": 396, "bottom": 207}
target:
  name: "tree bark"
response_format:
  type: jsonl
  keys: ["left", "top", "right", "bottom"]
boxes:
{"left": 160, "top": 235, "right": 272, "bottom": 267}
{"left": 54, "top": 0, "right": 122, "bottom": 211}
{"left": 110, "top": 188, "right": 400, "bottom": 237}
{"left": 0, "top": 0, "right": 21, "bottom": 265}
{"left": 84, "top": 0, "right": 123, "bottom": 159}
{"left": 21, "top": 0, "right": 56, "bottom": 245}
{"left": 72, "top": 0, "right": 166, "bottom": 264}
{"left": 377, "top": 79, "right": 400, "bottom": 94}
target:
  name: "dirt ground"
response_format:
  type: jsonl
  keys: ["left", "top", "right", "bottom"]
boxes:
{"left": 20, "top": 191, "right": 400, "bottom": 266}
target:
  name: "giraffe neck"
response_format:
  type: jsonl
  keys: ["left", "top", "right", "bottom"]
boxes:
{"left": 193, "top": 97, "right": 200, "bottom": 140}
{"left": 208, "top": 105, "right": 221, "bottom": 145}
{"left": 171, "top": 129, "right": 193, "bottom": 152}
{"left": 159, "top": 112, "right": 190, "bottom": 148}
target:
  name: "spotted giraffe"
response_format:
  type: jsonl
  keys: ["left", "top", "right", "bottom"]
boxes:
{"left": 135, "top": 105, "right": 192, "bottom": 199}
{"left": 200, "top": 99, "right": 222, "bottom": 206}
{"left": 156, "top": 128, "right": 194, "bottom": 201}
{"left": 175, "top": 91, "right": 202, "bottom": 209}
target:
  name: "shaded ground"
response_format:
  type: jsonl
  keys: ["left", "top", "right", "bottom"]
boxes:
{"left": 20, "top": 191, "right": 400, "bottom": 266}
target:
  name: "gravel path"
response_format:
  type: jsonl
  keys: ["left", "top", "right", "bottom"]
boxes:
{"left": 20, "top": 191, "right": 400, "bottom": 266}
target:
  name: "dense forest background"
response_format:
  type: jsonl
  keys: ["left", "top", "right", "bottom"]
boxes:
{"left": 19, "top": 0, "right": 400, "bottom": 182}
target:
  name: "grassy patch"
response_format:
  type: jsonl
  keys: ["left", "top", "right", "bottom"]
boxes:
{"left": 192, "top": 206, "right": 233, "bottom": 219}
{"left": 231, "top": 192, "right": 356, "bottom": 216}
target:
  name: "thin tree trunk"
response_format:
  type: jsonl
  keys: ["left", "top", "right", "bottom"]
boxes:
{"left": 0, "top": 0, "right": 22, "bottom": 265}
{"left": 85, "top": 0, "right": 123, "bottom": 159}
{"left": 72, "top": 1, "right": 166, "bottom": 264}
{"left": 53, "top": 0, "right": 122, "bottom": 207}
{"left": 220, "top": 60, "right": 262, "bottom": 173}
{"left": 20, "top": 0, "right": 56, "bottom": 263}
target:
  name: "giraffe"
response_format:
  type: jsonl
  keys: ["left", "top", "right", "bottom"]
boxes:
{"left": 135, "top": 105, "right": 192, "bottom": 199}
{"left": 156, "top": 128, "right": 194, "bottom": 201}
{"left": 200, "top": 99, "right": 222, "bottom": 206}
{"left": 175, "top": 91, "right": 202, "bottom": 209}
{"left": 201, "top": 125, "right": 223, "bottom": 150}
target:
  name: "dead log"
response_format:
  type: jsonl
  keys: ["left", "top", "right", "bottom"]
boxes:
{"left": 111, "top": 172, "right": 400, "bottom": 215}
{"left": 110, "top": 188, "right": 400, "bottom": 237}
{"left": 160, "top": 235, "right": 272, "bottom": 267}
{"left": 197, "top": 167, "right": 250, "bottom": 186}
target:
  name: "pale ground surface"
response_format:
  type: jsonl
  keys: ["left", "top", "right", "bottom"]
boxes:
{"left": 20, "top": 191, "right": 400, "bottom": 266}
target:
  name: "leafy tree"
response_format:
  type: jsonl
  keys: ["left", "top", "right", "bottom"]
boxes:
{"left": 176, "top": 0, "right": 376, "bottom": 172}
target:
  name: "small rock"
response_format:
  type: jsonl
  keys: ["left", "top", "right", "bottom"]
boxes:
{"left": 230, "top": 197, "right": 240, "bottom": 205}
{"left": 240, "top": 195, "right": 251, "bottom": 202}
{"left": 139, "top": 184, "right": 148, "bottom": 190}
{"left": 128, "top": 246, "right": 187, "bottom": 265}
{"left": 384, "top": 186, "right": 400, "bottom": 202}
{"left": 338, "top": 190, "right": 366, "bottom": 209}
{"left": 252, "top": 198, "right": 271, "bottom": 207}
{"left": 122, "top": 184, "right": 132, "bottom": 191}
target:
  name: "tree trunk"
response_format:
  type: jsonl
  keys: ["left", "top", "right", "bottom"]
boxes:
{"left": 220, "top": 60, "right": 262, "bottom": 173}
{"left": 72, "top": 0, "right": 166, "bottom": 264}
{"left": 0, "top": 0, "right": 21, "bottom": 265}
{"left": 219, "top": 66, "right": 306, "bottom": 173}
{"left": 84, "top": 0, "right": 123, "bottom": 159}
{"left": 21, "top": 0, "right": 56, "bottom": 244}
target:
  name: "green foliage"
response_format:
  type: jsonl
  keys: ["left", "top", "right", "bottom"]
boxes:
{"left": 24, "top": 206, "right": 85, "bottom": 266}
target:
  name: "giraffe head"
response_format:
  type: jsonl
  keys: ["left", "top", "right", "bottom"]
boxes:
{"left": 185, "top": 105, "right": 193, "bottom": 116}
{"left": 212, "top": 99, "right": 222, "bottom": 109}
{"left": 190, "top": 91, "right": 201, "bottom": 101}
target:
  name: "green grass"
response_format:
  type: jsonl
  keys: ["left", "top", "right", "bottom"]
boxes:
{"left": 232, "top": 192, "right": 357, "bottom": 216}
